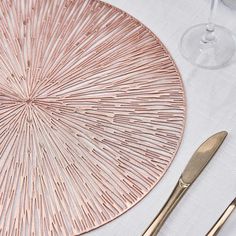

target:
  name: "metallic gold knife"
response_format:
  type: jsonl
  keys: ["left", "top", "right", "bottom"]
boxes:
{"left": 206, "top": 197, "right": 236, "bottom": 236}
{"left": 142, "top": 131, "right": 228, "bottom": 236}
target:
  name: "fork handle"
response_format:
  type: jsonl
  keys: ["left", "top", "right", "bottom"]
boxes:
{"left": 206, "top": 198, "right": 236, "bottom": 236}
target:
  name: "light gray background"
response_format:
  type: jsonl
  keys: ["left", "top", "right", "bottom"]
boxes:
{"left": 85, "top": 0, "right": 236, "bottom": 235}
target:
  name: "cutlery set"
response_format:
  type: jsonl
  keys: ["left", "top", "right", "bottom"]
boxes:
{"left": 142, "top": 0, "right": 236, "bottom": 234}
{"left": 143, "top": 131, "right": 235, "bottom": 236}
{"left": 0, "top": 1, "right": 234, "bottom": 235}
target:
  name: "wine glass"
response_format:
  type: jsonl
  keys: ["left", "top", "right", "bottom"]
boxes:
{"left": 179, "top": 0, "right": 236, "bottom": 69}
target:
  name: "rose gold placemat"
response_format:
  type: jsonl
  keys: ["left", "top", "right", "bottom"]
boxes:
{"left": 0, "top": 0, "right": 185, "bottom": 235}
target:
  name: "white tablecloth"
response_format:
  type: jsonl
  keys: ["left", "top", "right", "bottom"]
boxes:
{"left": 85, "top": 0, "right": 236, "bottom": 235}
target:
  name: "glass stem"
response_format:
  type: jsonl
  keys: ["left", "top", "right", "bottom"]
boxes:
{"left": 202, "top": 0, "right": 218, "bottom": 43}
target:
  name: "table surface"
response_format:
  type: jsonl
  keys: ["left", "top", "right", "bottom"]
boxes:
{"left": 85, "top": 0, "right": 236, "bottom": 235}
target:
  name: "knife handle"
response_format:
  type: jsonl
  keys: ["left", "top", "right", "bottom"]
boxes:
{"left": 206, "top": 198, "right": 236, "bottom": 236}
{"left": 142, "top": 178, "right": 190, "bottom": 236}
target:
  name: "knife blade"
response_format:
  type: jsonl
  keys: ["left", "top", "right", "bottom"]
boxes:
{"left": 142, "top": 131, "right": 228, "bottom": 236}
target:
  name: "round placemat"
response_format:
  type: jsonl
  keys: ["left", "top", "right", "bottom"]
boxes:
{"left": 0, "top": 0, "right": 185, "bottom": 235}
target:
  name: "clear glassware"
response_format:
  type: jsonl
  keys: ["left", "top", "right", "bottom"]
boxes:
{"left": 179, "top": 0, "right": 236, "bottom": 69}
{"left": 222, "top": 0, "right": 236, "bottom": 10}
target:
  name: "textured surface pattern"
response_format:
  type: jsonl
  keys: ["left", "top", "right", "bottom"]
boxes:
{"left": 0, "top": 0, "right": 185, "bottom": 235}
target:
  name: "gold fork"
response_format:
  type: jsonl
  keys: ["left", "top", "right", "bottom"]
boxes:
{"left": 206, "top": 197, "right": 236, "bottom": 236}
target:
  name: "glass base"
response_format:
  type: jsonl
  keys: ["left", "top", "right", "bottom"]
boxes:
{"left": 179, "top": 24, "right": 236, "bottom": 69}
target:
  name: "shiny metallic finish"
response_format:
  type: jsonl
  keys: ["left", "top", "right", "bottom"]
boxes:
{"left": 0, "top": 0, "right": 185, "bottom": 235}
{"left": 142, "top": 131, "right": 227, "bottom": 236}
{"left": 181, "top": 131, "right": 228, "bottom": 184}
{"left": 206, "top": 197, "right": 236, "bottom": 236}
